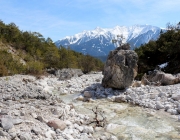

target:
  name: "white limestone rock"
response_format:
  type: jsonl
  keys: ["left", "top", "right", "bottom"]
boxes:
{"left": 83, "top": 126, "right": 94, "bottom": 134}
{"left": 45, "top": 130, "right": 56, "bottom": 139}
{"left": 156, "top": 101, "right": 164, "bottom": 110}
{"left": 172, "top": 93, "right": 180, "bottom": 101}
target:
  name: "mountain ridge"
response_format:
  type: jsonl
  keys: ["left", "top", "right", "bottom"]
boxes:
{"left": 55, "top": 25, "right": 164, "bottom": 57}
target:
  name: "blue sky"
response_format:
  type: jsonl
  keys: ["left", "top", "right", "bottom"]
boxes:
{"left": 0, "top": 0, "right": 180, "bottom": 41}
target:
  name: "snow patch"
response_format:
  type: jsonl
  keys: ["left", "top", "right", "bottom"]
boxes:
{"left": 159, "top": 62, "right": 168, "bottom": 68}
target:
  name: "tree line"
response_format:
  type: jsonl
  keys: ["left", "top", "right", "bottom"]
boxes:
{"left": 0, "top": 20, "right": 104, "bottom": 76}
{"left": 135, "top": 22, "right": 180, "bottom": 79}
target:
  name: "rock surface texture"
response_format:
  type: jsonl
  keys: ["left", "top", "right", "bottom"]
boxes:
{"left": 102, "top": 47, "right": 138, "bottom": 89}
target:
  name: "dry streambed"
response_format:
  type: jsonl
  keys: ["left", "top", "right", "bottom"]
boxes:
{"left": 0, "top": 73, "right": 180, "bottom": 139}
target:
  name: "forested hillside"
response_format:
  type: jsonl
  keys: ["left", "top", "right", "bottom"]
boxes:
{"left": 135, "top": 22, "right": 180, "bottom": 79}
{"left": 0, "top": 20, "right": 103, "bottom": 76}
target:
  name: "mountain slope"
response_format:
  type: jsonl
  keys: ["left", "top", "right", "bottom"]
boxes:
{"left": 55, "top": 25, "right": 163, "bottom": 57}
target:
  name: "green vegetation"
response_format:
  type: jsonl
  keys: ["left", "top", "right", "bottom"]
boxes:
{"left": 135, "top": 22, "right": 180, "bottom": 79}
{"left": 0, "top": 20, "right": 104, "bottom": 76}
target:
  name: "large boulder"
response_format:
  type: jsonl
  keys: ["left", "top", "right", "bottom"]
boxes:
{"left": 102, "top": 47, "right": 138, "bottom": 89}
{"left": 141, "top": 70, "right": 180, "bottom": 86}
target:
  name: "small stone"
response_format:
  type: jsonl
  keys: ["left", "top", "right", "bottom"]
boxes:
{"left": 114, "top": 95, "right": 126, "bottom": 102}
{"left": 148, "top": 103, "right": 154, "bottom": 109}
{"left": 96, "top": 79, "right": 100, "bottom": 82}
{"left": 83, "top": 126, "right": 94, "bottom": 134}
{"left": 12, "top": 118, "right": 23, "bottom": 125}
{"left": 129, "top": 93, "right": 137, "bottom": 99}
{"left": 156, "top": 102, "right": 164, "bottom": 110}
{"left": 9, "top": 132, "right": 17, "bottom": 139}
{"left": 19, "top": 132, "right": 32, "bottom": 140}
{"left": 0, "top": 118, "right": 14, "bottom": 130}
{"left": 126, "top": 88, "right": 133, "bottom": 94}
{"left": 62, "top": 133, "right": 74, "bottom": 139}
{"left": 155, "top": 97, "right": 161, "bottom": 101}
{"left": 51, "top": 108, "right": 58, "bottom": 115}
{"left": 149, "top": 94, "right": 157, "bottom": 99}
{"left": 13, "top": 111, "right": 19, "bottom": 116}
{"left": 177, "top": 106, "right": 180, "bottom": 114}
{"left": 55, "top": 129, "right": 61, "bottom": 134}
{"left": 0, "top": 110, "right": 8, "bottom": 115}
{"left": 104, "top": 88, "right": 113, "bottom": 95}
{"left": 37, "top": 116, "right": 46, "bottom": 123}
{"left": 32, "top": 127, "right": 42, "bottom": 135}
{"left": 31, "top": 113, "right": 37, "bottom": 118}
{"left": 60, "top": 89, "right": 68, "bottom": 95}
{"left": 107, "top": 96, "right": 115, "bottom": 102}
{"left": 7, "top": 88, "right": 12, "bottom": 92}
{"left": 158, "top": 92, "right": 167, "bottom": 97}
{"left": 64, "top": 120, "right": 72, "bottom": 126}
{"left": 20, "top": 112, "right": 25, "bottom": 116}
{"left": 45, "top": 130, "right": 56, "bottom": 139}
{"left": 79, "top": 133, "right": 90, "bottom": 140}
{"left": 74, "top": 123, "right": 83, "bottom": 132}
{"left": 76, "top": 95, "right": 84, "bottom": 101}
{"left": 172, "top": 93, "right": 180, "bottom": 101}
{"left": 84, "top": 91, "right": 94, "bottom": 98}
{"left": 47, "top": 80, "right": 53, "bottom": 86}
{"left": 0, "top": 130, "right": 8, "bottom": 137}
{"left": 164, "top": 104, "right": 172, "bottom": 111}
{"left": 125, "top": 95, "right": 132, "bottom": 101}
{"left": 174, "top": 101, "right": 180, "bottom": 107}
{"left": 167, "top": 109, "right": 178, "bottom": 115}
{"left": 47, "top": 119, "right": 66, "bottom": 130}
{"left": 63, "top": 128, "right": 74, "bottom": 135}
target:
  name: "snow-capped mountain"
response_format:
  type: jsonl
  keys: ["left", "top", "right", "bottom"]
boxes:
{"left": 55, "top": 25, "right": 163, "bottom": 57}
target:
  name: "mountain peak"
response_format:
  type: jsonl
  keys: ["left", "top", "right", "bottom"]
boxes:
{"left": 95, "top": 26, "right": 101, "bottom": 30}
{"left": 94, "top": 26, "right": 105, "bottom": 33}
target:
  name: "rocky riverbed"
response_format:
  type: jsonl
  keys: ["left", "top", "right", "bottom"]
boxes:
{"left": 0, "top": 73, "right": 180, "bottom": 140}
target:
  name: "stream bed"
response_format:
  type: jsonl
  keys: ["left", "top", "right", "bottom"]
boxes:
{"left": 60, "top": 93, "right": 180, "bottom": 140}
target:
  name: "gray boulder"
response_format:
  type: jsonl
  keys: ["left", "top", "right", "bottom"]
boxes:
{"left": 102, "top": 47, "right": 138, "bottom": 89}
{"left": 141, "top": 70, "right": 180, "bottom": 86}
